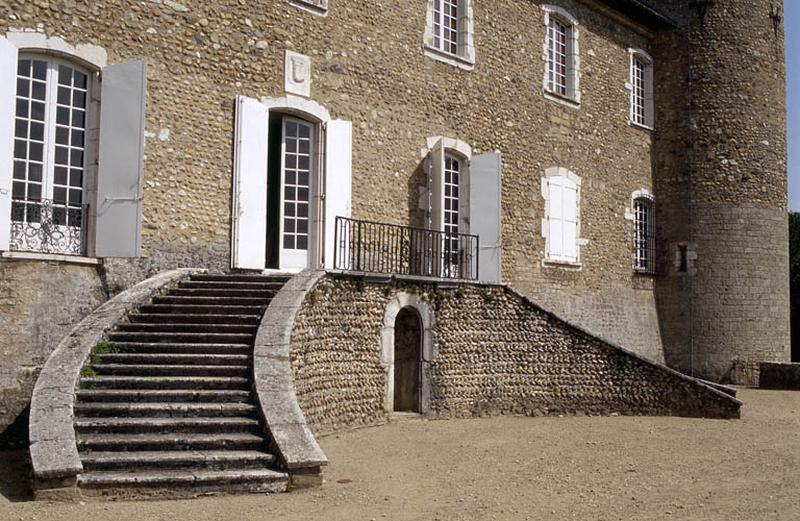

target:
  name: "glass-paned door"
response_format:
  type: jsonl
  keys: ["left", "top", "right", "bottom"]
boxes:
{"left": 279, "top": 117, "right": 313, "bottom": 270}
{"left": 12, "top": 55, "right": 89, "bottom": 255}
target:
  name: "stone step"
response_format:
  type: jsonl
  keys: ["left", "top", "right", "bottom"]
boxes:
{"left": 153, "top": 295, "right": 269, "bottom": 307}
{"left": 107, "top": 331, "right": 255, "bottom": 344}
{"left": 90, "top": 364, "right": 249, "bottom": 378}
{"left": 106, "top": 342, "right": 251, "bottom": 355}
{"left": 127, "top": 313, "right": 261, "bottom": 325}
{"left": 80, "top": 450, "right": 276, "bottom": 472}
{"left": 74, "top": 402, "right": 257, "bottom": 418}
{"left": 77, "top": 468, "right": 288, "bottom": 497}
{"left": 116, "top": 323, "right": 258, "bottom": 334}
{"left": 191, "top": 273, "right": 291, "bottom": 283}
{"left": 139, "top": 304, "right": 264, "bottom": 315}
{"left": 77, "top": 432, "right": 267, "bottom": 452}
{"left": 74, "top": 417, "right": 261, "bottom": 435}
{"left": 81, "top": 376, "right": 250, "bottom": 390}
{"left": 97, "top": 353, "right": 250, "bottom": 367}
{"left": 76, "top": 389, "right": 252, "bottom": 403}
{"left": 180, "top": 281, "right": 286, "bottom": 290}
{"left": 169, "top": 288, "right": 278, "bottom": 298}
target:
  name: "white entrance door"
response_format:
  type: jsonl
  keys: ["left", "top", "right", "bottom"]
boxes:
{"left": 279, "top": 117, "right": 313, "bottom": 271}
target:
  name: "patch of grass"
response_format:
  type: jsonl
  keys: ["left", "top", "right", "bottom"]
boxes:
{"left": 89, "top": 341, "right": 120, "bottom": 366}
{"left": 79, "top": 365, "right": 97, "bottom": 379}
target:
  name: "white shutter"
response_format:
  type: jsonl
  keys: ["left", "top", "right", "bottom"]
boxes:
{"left": 95, "top": 61, "right": 147, "bottom": 258}
{"left": 0, "top": 38, "right": 18, "bottom": 251}
{"left": 469, "top": 152, "right": 502, "bottom": 282}
{"left": 323, "top": 119, "right": 352, "bottom": 270}
{"left": 430, "top": 139, "right": 445, "bottom": 232}
{"left": 645, "top": 62, "right": 655, "bottom": 127}
{"left": 231, "top": 96, "right": 269, "bottom": 270}
{"left": 561, "top": 177, "right": 578, "bottom": 261}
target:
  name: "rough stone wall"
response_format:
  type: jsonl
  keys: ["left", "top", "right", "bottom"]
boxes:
{"left": 290, "top": 276, "right": 739, "bottom": 435}
{"left": 652, "top": 0, "right": 790, "bottom": 382}
{"left": 0, "top": 260, "right": 106, "bottom": 431}
{"left": 2, "top": 0, "right": 664, "bottom": 362}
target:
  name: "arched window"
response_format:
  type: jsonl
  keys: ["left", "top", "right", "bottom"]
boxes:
{"left": 2, "top": 35, "right": 147, "bottom": 260}
{"left": 633, "top": 195, "right": 655, "bottom": 273}
{"left": 12, "top": 55, "right": 92, "bottom": 255}
{"left": 628, "top": 49, "right": 654, "bottom": 129}
{"left": 541, "top": 5, "right": 580, "bottom": 106}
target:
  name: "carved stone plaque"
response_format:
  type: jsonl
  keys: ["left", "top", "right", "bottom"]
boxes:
{"left": 285, "top": 50, "right": 311, "bottom": 98}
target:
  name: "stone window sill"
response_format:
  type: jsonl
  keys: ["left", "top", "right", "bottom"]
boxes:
{"left": 288, "top": 0, "right": 328, "bottom": 16}
{"left": 629, "top": 120, "right": 654, "bottom": 132}
{"left": 543, "top": 258, "right": 582, "bottom": 270}
{"left": 0, "top": 250, "right": 101, "bottom": 266}
{"left": 423, "top": 44, "right": 475, "bottom": 71}
{"left": 543, "top": 89, "right": 581, "bottom": 109}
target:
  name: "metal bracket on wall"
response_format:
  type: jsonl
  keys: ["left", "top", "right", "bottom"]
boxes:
{"left": 770, "top": 4, "right": 782, "bottom": 36}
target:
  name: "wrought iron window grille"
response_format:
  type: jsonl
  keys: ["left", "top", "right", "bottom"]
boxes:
{"left": 10, "top": 198, "right": 88, "bottom": 256}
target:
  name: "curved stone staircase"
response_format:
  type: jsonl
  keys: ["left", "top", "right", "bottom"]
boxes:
{"left": 73, "top": 273, "right": 291, "bottom": 499}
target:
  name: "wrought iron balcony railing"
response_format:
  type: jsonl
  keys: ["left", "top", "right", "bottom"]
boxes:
{"left": 10, "top": 198, "right": 88, "bottom": 256}
{"left": 333, "top": 216, "right": 479, "bottom": 280}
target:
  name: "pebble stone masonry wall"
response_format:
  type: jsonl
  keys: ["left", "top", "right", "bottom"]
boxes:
{"left": 290, "top": 275, "right": 740, "bottom": 435}
{"left": 652, "top": 0, "right": 789, "bottom": 383}
{"left": 0, "top": 0, "right": 665, "bottom": 434}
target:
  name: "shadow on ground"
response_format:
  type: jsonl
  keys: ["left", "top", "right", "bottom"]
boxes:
{"left": 0, "top": 408, "right": 33, "bottom": 502}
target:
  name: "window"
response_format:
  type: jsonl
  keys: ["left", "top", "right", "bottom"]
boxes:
{"left": 542, "top": 168, "right": 582, "bottom": 264}
{"left": 541, "top": 6, "right": 580, "bottom": 105}
{"left": 1, "top": 35, "right": 147, "bottom": 260}
{"left": 281, "top": 117, "right": 313, "bottom": 252}
{"left": 433, "top": 0, "right": 460, "bottom": 55}
{"left": 628, "top": 49, "right": 654, "bottom": 128}
{"left": 443, "top": 153, "right": 461, "bottom": 258}
{"left": 424, "top": 0, "right": 475, "bottom": 69}
{"left": 633, "top": 196, "right": 655, "bottom": 273}
{"left": 11, "top": 56, "right": 90, "bottom": 255}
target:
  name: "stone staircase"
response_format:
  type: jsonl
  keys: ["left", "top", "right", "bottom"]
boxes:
{"left": 73, "top": 273, "right": 292, "bottom": 499}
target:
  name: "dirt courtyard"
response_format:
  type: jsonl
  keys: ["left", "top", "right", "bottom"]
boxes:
{"left": 1, "top": 388, "right": 798, "bottom": 521}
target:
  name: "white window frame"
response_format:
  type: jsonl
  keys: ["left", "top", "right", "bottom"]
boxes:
{"left": 288, "top": 0, "right": 328, "bottom": 16}
{"left": 541, "top": 167, "right": 586, "bottom": 267}
{"left": 626, "top": 48, "right": 654, "bottom": 130}
{"left": 541, "top": 5, "right": 580, "bottom": 107}
{"left": 423, "top": 0, "right": 476, "bottom": 70}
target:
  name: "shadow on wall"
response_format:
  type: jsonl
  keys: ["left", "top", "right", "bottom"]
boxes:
{"left": 790, "top": 212, "right": 800, "bottom": 362}
{"left": 408, "top": 160, "right": 428, "bottom": 229}
{"left": 0, "top": 407, "right": 33, "bottom": 502}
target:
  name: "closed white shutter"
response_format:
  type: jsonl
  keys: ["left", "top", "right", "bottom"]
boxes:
{"left": 469, "top": 151, "right": 502, "bottom": 282}
{"left": 95, "top": 61, "right": 147, "bottom": 258}
{"left": 0, "top": 38, "right": 18, "bottom": 251}
{"left": 323, "top": 119, "right": 352, "bottom": 270}
{"left": 231, "top": 96, "right": 269, "bottom": 270}
{"left": 562, "top": 179, "right": 578, "bottom": 261}
{"left": 547, "top": 176, "right": 578, "bottom": 262}
{"left": 645, "top": 62, "right": 655, "bottom": 127}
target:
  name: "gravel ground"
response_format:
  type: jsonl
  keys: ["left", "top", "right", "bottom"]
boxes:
{"left": 1, "top": 388, "right": 799, "bottom": 521}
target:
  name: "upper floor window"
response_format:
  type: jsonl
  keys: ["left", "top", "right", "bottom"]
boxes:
{"left": 633, "top": 195, "right": 655, "bottom": 273}
{"left": 12, "top": 56, "right": 91, "bottom": 256}
{"left": 541, "top": 167, "right": 583, "bottom": 265}
{"left": 541, "top": 6, "right": 580, "bottom": 106}
{"left": 424, "top": 0, "right": 475, "bottom": 70}
{"left": 628, "top": 49, "right": 654, "bottom": 129}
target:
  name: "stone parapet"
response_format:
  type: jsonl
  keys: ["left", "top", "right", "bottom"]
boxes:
{"left": 28, "top": 268, "right": 201, "bottom": 498}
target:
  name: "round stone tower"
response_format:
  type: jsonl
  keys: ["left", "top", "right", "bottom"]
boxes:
{"left": 653, "top": 0, "right": 789, "bottom": 384}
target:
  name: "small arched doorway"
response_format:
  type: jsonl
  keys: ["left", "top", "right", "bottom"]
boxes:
{"left": 393, "top": 307, "right": 422, "bottom": 412}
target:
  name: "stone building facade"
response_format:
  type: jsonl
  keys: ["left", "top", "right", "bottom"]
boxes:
{"left": 0, "top": 0, "right": 789, "bottom": 432}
